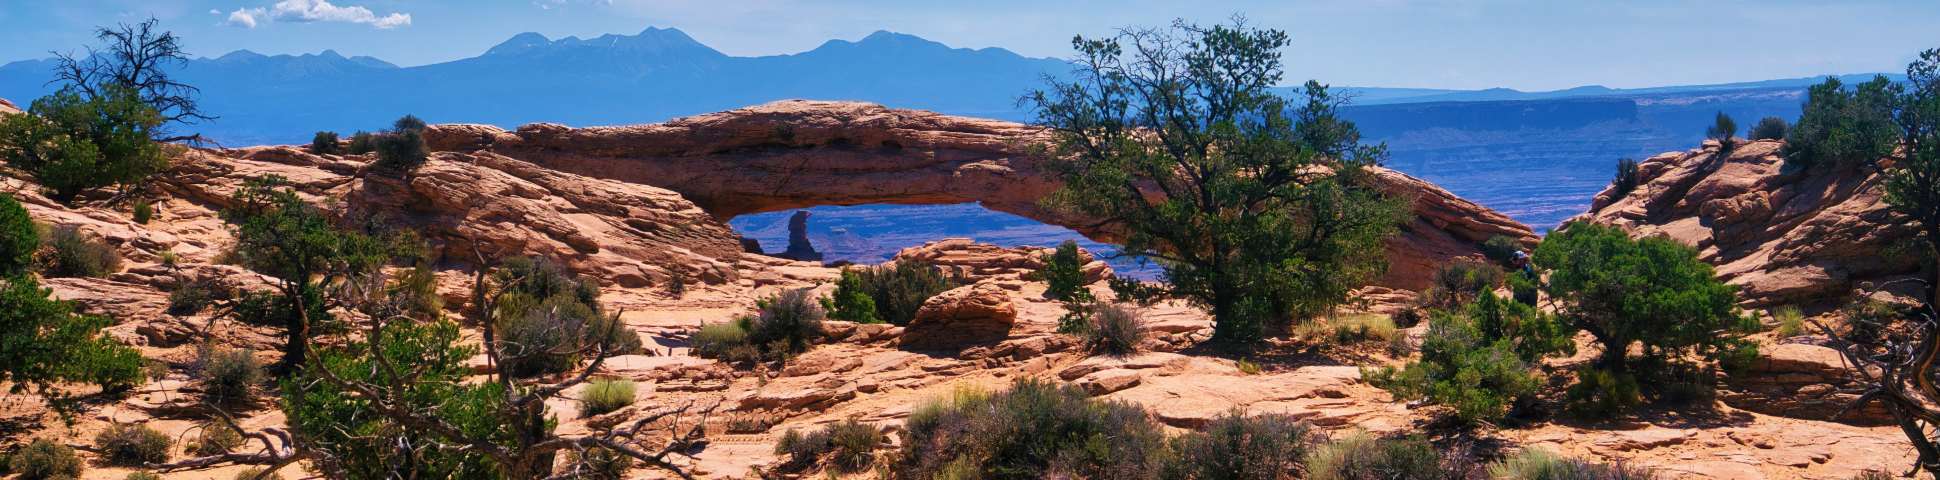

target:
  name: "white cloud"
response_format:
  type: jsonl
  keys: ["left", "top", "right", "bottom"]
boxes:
{"left": 221, "top": 0, "right": 412, "bottom": 29}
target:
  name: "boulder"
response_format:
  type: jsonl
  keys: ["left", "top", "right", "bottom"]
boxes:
{"left": 892, "top": 238, "right": 1111, "bottom": 282}
{"left": 901, "top": 282, "right": 1017, "bottom": 350}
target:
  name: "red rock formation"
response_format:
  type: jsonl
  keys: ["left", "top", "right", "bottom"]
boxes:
{"left": 424, "top": 100, "right": 1536, "bottom": 290}
{"left": 0, "top": 97, "right": 20, "bottom": 115}
{"left": 1568, "top": 139, "right": 1920, "bottom": 307}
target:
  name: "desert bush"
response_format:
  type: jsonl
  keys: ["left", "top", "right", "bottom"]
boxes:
{"left": 822, "top": 269, "right": 880, "bottom": 324}
{"left": 1366, "top": 294, "right": 1570, "bottom": 426}
{"left": 496, "top": 297, "right": 592, "bottom": 376}
{"left": 1565, "top": 367, "right": 1641, "bottom": 420}
{"left": 0, "top": 275, "right": 144, "bottom": 395}
{"left": 1040, "top": 240, "right": 1087, "bottom": 300}
{"left": 1480, "top": 235, "right": 1523, "bottom": 267}
{"left": 1109, "top": 274, "right": 1168, "bottom": 306}
{"left": 897, "top": 379, "right": 1168, "bottom": 479}
{"left": 131, "top": 199, "right": 153, "bottom": 224}
{"left": 1390, "top": 308, "right": 1423, "bottom": 328}
{"left": 0, "top": 195, "right": 38, "bottom": 276}
{"left": 167, "top": 279, "right": 217, "bottom": 316}
{"left": 1784, "top": 76, "right": 1900, "bottom": 170}
{"left": 1771, "top": 306, "right": 1806, "bottom": 337}
{"left": 125, "top": 472, "right": 162, "bottom": 480}
{"left": 368, "top": 115, "right": 429, "bottom": 175}
{"left": 1748, "top": 117, "right": 1789, "bottom": 141}
{"left": 1160, "top": 411, "right": 1313, "bottom": 480}
{"left": 189, "top": 422, "right": 244, "bottom": 457}
{"left": 195, "top": 343, "right": 264, "bottom": 406}
{"left": 579, "top": 378, "right": 636, "bottom": 417}
{"left": 831, "top": 260, "right": 958, "bottom": 326}
{"left": 1236, "top": 359, "right": 1262, "bottom": 375}
{"left": 1706, "top": 112, "right": 1737, "bottom": 147}
{"left": 691, "top": 321, "right": 751, "bottom": 359}
{"left": 1421, "top": 260, "right": 1504, "bottom": 310}
{"left": 563, "top": 447, "right": 632, "bottom": 480}
{"left": 0, "top": 87, "right": 166, "bottom": 202}
{"left": 232, "top": 467, "right": 284, "bottom": 480}
{"left": 1489, "top": 449, "right": 1656, "bottom": 479}
{"left": 1305, "top": 433, "right": 1457, "bottom": 480}
{"left": 1509, "top": 272, "right": 1539, "bottom": 306}
{"left": 1327, "top": 313, "right": 1399, "bottom": 345}
{"left": 491, "top": 257, "right": 640, "bottom": 375}
{"left": 38, "top": 225, "right": 121, "bottom": 278}
{"left": 310, "top": 131, "right": 341, "bottom": 155}
{"left": 346, "top": 131, "right": 376, "bottom": 154}
{"left": 10, "top": 439, "right": 81, "bottom": 480}
{"left": 1612, "top": 158, "right": 1640, "bottom": 198}
{"left": 94, "top": 423, "right": 172, "bottom": 466}
{"left": 775, "top": 419, "right": 885, "bottom": 472}
{"left": 1084, "top": 303, "right": 1145, "bottom": 356}
{"left": 747, "top": 288, "right": 824, "bottom": 356}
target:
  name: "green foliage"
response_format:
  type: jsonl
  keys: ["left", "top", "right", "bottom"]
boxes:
{"left": 1489, "top": 449, "right": 1656, "bottom": 480}
{"left": 1508, "top": 272, "right": 1540, "bottom": 306}
{"left": 310, "top": 131, "right": 341, "bottom": 155}
{"left": 282, "top": 318, "right": 511, "bottom": 479}
{"left": 563, "top": 447, "right": 632, "bottom": 480}
{"left": 93, "top": 422, "right": 172, "bottom": 466}
{"left": 1302, "top": 313, "right": 1399, "bottom": 346}
{"left": 1784, "top": 76, "right": 1901, "bottom": 170}
{"left": 0, "top": 86, "right": 165, "bottom": 202}
{"left": 393, "top": 115, "right": 428, "bottom": 132}
{"left": 830, "top": 261, "right": 958, "bottom": 326}
{"left": 1160, "top": 412, "right": 1313, "bottom": 480}
{"left": 1040, "top": 240, "right": 1088, "bottom": 300}
{"left": 1420, "top": 260, "right": 1504, "bottom": 310}
{"left": 125, "top": 472, "right": 163, "bottom": 480}
{"left": 1612, "top": 158, "right": 1640, "bottom": 198}
{"left": 369, "top": 115, "right": 430, "bottom": 174}
{"left": 1108, "top": 275, "right": 1168, "bottom": 306}
{"left": 193, "top": 343, "right": 263, "bottom": 407}
{"left": 1304, "top": 433, "right": 1459, "bottom": 480}
{"left": 166, "top": 278, "right": 216, "bottom": 316}
{"left": 1748, "top": 116, "right": 1789, "bottom": 141}
{"left": 224, "top": 175, "right": 397, "bottom": 368}
{"left": 747, "top": 288, "right": 825, "bottom": 356}
{"left": 1369, "top": 293, "right": 1570, "bottom": 425}
{"left": 1884, "top": 49, "right": 1940, "bottom": 303}
{"left": 1480, "top": 235, "right": 1523, "bottom": 267}
{"left": 232, "top": 467, "right": 284, "bottom": 480}
{"left": 775, "top": 419, "right": 885, "bottom": 472}
{"left": 345, "top": 131, "right": 376, "bottom": 154}
{"left": 189, "top": 422, "right": 244, "bottom": 457}
{"left": 1535, "top": 222, "right": 1756, "bottom": 387}
{"left": 1564, "top": 367, "right": 1641, "bottom": 420}
{"left": 38, "top": 225, "right": 121, "bottom": 278}
{"left": 821, "top": 269, "right": 880, "bottom": 324}
{"left": 897, "top": 379, "right": 1168, "bottom": 479}
{"left": 1030, "top": 21, "right": 1404, "bottom": 346}
{"left": 496, "top": 296, "right": 597, "bottom": 376}
{"left": 1771, "top": 306, "right": 1806, "bottom": 337}
{"left": 691, "top": 321, "right": 751, "bottom": 360}
{"left": 0, "top": 275, "right": 143, "bottom": 395}
{"left": 1083, "top": 303, "right": 1145, "bottom": 356}
{"left": 9, "top": 439, "right": 81, "bottom": 480}
{"left": 579, "top": 379, "right": 636, "bottom": 417}
{"left": 131, "top": 198, "right": 153, "bottom": 224}
{"left": 1706, "top": 112, "right": 1737, "bottom": 146}
{"left": 0, "top": 195, "right": 37, "bottom": 276}
{"left": 1235, "top": 359, "right": 1262, "bottom": 375}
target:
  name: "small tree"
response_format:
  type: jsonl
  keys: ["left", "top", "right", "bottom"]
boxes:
{"left": 1029, "top": 19, "right": 1404, "bottom": 346}
{"left": 0, "top": 87, "right": 165, "bottom": 202}
{"left": 1748, "top": 116, "right": 1789, "bottom": 140}
{"left": 1784, "top": 76, "right": 1901, "bottom": 170}
{"left": 370, "top": 115, "right": 429, "bottom": 174}
{"left": 50, "top": 18, "right": 208, "bottom": 143}
{"left": 1039, "top": 240, "right": 1088, "bottom": 300}
{"left": 1706, "top": 112, "right": 1737, "bottom": 149}
{"left": 1611, "top": 158, "right": 1640, "bottom": 197}
{"left": 1884, "top": 48, "right": 1940, "bottom": 305}
{"left": 0, "top": 194, "right": 36, "bottom": 276}
{"left": 310, "top": 131, "right": 342, "bottom": 155}
{"left": 0, "top": 275, "right": 143, "bottom": 398}
{"left": 821, "top": 269, "right": 880, "bottom": 324}
{"left": 223, "top": 175, "right": 395, "bottom": 371}
{"left": 1367, "top": 293, "right": 1571, "bottom": 425}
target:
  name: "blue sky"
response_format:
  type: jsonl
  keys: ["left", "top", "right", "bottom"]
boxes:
{"left": 2, "top": 0, "right": 1936, "bottom": 91}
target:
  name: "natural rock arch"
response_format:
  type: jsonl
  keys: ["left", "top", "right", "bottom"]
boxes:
{"left": 424, "top": 100, "right": 1537, "bottom": 289}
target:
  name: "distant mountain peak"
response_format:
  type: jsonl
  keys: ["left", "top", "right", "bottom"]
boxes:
{"left": 486, "top": 32, "right": 552, "bottom": 56}
{"left": 482, "top": 27, "right": 721, "bottom": 59}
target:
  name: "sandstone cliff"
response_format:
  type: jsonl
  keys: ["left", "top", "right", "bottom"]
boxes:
{"left": 1569, "top": 139, "right": 1921, "bottom": 308}
{"left": 422, "top": 100, "right": 1537, "bottom": 290}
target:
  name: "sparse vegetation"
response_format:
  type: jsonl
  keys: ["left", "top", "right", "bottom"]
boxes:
{"left": 691, "top": 321, "right": 752, "bottom": 360}
{"left": 1612, "top": 157, "right": 1640, "bottom": 198}
{"left": 132, "top": 198, "right": 153, "bottom": 224}
{"left": 0, "top": 195, "right": 37, "bottom": 276}
{"left": 1108, "top": 274, "right": 1168, "bottom": 306}
{"left": 897, "top": 379, "right": 1167, "bottom": 479}
{"left": 167, "top": 278, "right": 217, "bottom": 315}
{"left": 9, "top": 439, "right": 82, "bottom": 480}
{"left": 1304, "top": 433, "right": 1461, "bottom": 480}
{"left": 188, "top": 422, "right": 244, "bottom": 457}
{"left": 824, "top": 260, "right": 958, "bottom": 326}
{"left": 1083, "top": 303, "right": 1145, "bottom": 356}
{"left": 1420, "top": 260, "right": 1504, "bottom": 310}
{"left": 1162, "top": 412, "right": 1314, "bottom": 480}
{"left": 94, "top": 423, "right": 172, "bottom": 466}
{"left": 1706, "top": 112, "right": 1737, "bottom": 149}
{"left": 745, "top": 288, "right": 825, "bottom": 357}
{"left": 562, "top": 447, "right": 633, "bottom": 480}
{"left": 346, "top": 130, "right": 376, "bottom": 154}
{"left": 1489, "top": 449, "right": 1656, "bottom": 480}
{"left": 38, "top": 224, "right": 122, "bottom": 278}
{"left": 1771, "top": 306, "right": 1806, "bottom": 337}
{"left": 310, "top": 131, "right": 342, "bottom": 155}
{"left": 125, "top": 472, "right": 163, "bottom": 480}
{"left": 194, "top": 343, "right": 264, "bottom": 407}
{"left": 774, "top": 419, "right": 885, "bottom": 473}
{"left": 1367, "top": 294, "right": 1569, "bottom": 425}
{"left": 579, "top": 378, "right": 636, "bottom": 417}
{"left": 1040, "top": 240, "right": 1087, "bottom": 300}
{"left": 1748, "top": 116, "right": 1789, "bottom": 141}
{"left": 232, "top": 467, "right": 284, "bottom": 480}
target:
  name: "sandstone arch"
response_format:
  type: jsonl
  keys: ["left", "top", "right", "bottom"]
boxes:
{"left": 424, "top": 100, "right": 1536, "bottom": 289}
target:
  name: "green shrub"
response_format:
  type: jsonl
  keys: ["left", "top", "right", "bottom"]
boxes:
{"left": 345, "top": 131, "right": 376, "bottom": 155}
{"left": 0, "top": 275, "right": 144, "bottom": 394}
{"left": 496, "top": 297, "right": 594, "bottom": 376}
{"left": 38, "top": 225, "right": 121, "bottom": 278}
{"left": 125, "top": 472, "right": 163, "bottom": 480}
{"left": 1535, "top": 222, "right": 1758, "bottom": 404}
{"left": 189, "top": 422, "right": 244, "bottom": 457}
{"left": 489, "top": 257, "right": 640, "bottom": 375}
{"left": 1160, "top": 411, "right": 1313, "bottom": 480}
{"left": 131, "top": 199, "right": 153, "bottom": 224}
{"left": 831, "top": 260, "right": 959, "bottom": 326}
{"left": 1771, "top": 306, "right": 1806, "bottom": 337}
{"left": 1480, "top": 235, "right": 1523, "bottom": 266}
{"left": 579, "top": 379, "right": 636, "bottom": 417}
{"left": 1084, "top": 303, "right": 1145, "bottom": 356}
{"left": 393, "top": 115, "right": 427, "bottom": 132}
{"left": 747, "top": 288, "right": 824, "bottom": 356}
{"left": 1748, "top": 117, "right": 1789, "bottom": 141}
{"left": 194, "top": 343, "right": 264, "bottom": 407}
{"left": 232, "top": 467, "right": 284, "bottom": 480}
{"left": 1489, "top": 449, "right": 1655, "bottom": 479}
{"left": 1108, "top": 275, "right": 1168, "bottom": 306}
{"left": 1784, "top": 76, "right": 1901, "bottom": 170}
{"left": 1367, "top": 294, "right": 1570, "bottom": 426}
{"left": 1612, "top": 158, "right": 1640, "bottom": 198}
{"left": 1235, "top": 359, "right": 1262, "bottom": 375}
{"left": 1420, "top": 260, "right": 1504, "bottom": 310}
{"left": 9, "top": 439, "right": 81, "bottom": 480}
{"left": 94, "top": 422, "right": 172, "bottom": 466}
{"left": 897, "top": 379, "right": 1167, "bottom": 479}
{"left": 691, "top": 321, "right": 750, "bottom": 360}
{"left": 1040, "top": 240, "right": 1087, "bottom": 300}
{"left": 775, "top": 419, "right": 885, "bottom": 472}
{"left": 1565, "top": 367, "right": 1641, "bottom": 420}
{"left": 0, "top": 87, "right": 166, "bottom": 203}
{"left": 370, "top": 130, "right": 428, "bottom": 175}
{"left": 1305, "top": 433, "right": 1457, "bottom": 480}
{"left": 0, "top": 194, "right": 38, "bottom": 276}
{"left": 167, "top": 278, "right": 217, "bottom": 316}
{"left": 1326, "top": 313, "right": 1399, "bottom": 345}
{"left": 1706, "top": 112, "right": 1737, "bottom": 147}
{"left": 1509, "top": 272, "right": 1539, "bottom": 306}
{"left": 822, "top": 269, "right": 880, "bottom": 324}
{"left": 563, "top": 447, "right": 632, "bottom": 480}
{"left": 310, "top": 131, "right": 341, "bottom": 155}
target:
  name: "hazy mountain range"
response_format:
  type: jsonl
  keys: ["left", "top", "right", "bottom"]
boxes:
{"left": 0, "top": 27, "right": 1898, "bottom": 265}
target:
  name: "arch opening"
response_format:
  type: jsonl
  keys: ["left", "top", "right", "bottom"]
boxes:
{"left": 728, "top": 202, "right": 1162, "bottom": 279}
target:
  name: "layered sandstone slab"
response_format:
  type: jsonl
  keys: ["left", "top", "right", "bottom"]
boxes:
{"left": 1569, "top": 139, "right": 1920, "bottom": 307}
{"left": 423, "top": 100, "right": 1537, "bottom": 290}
